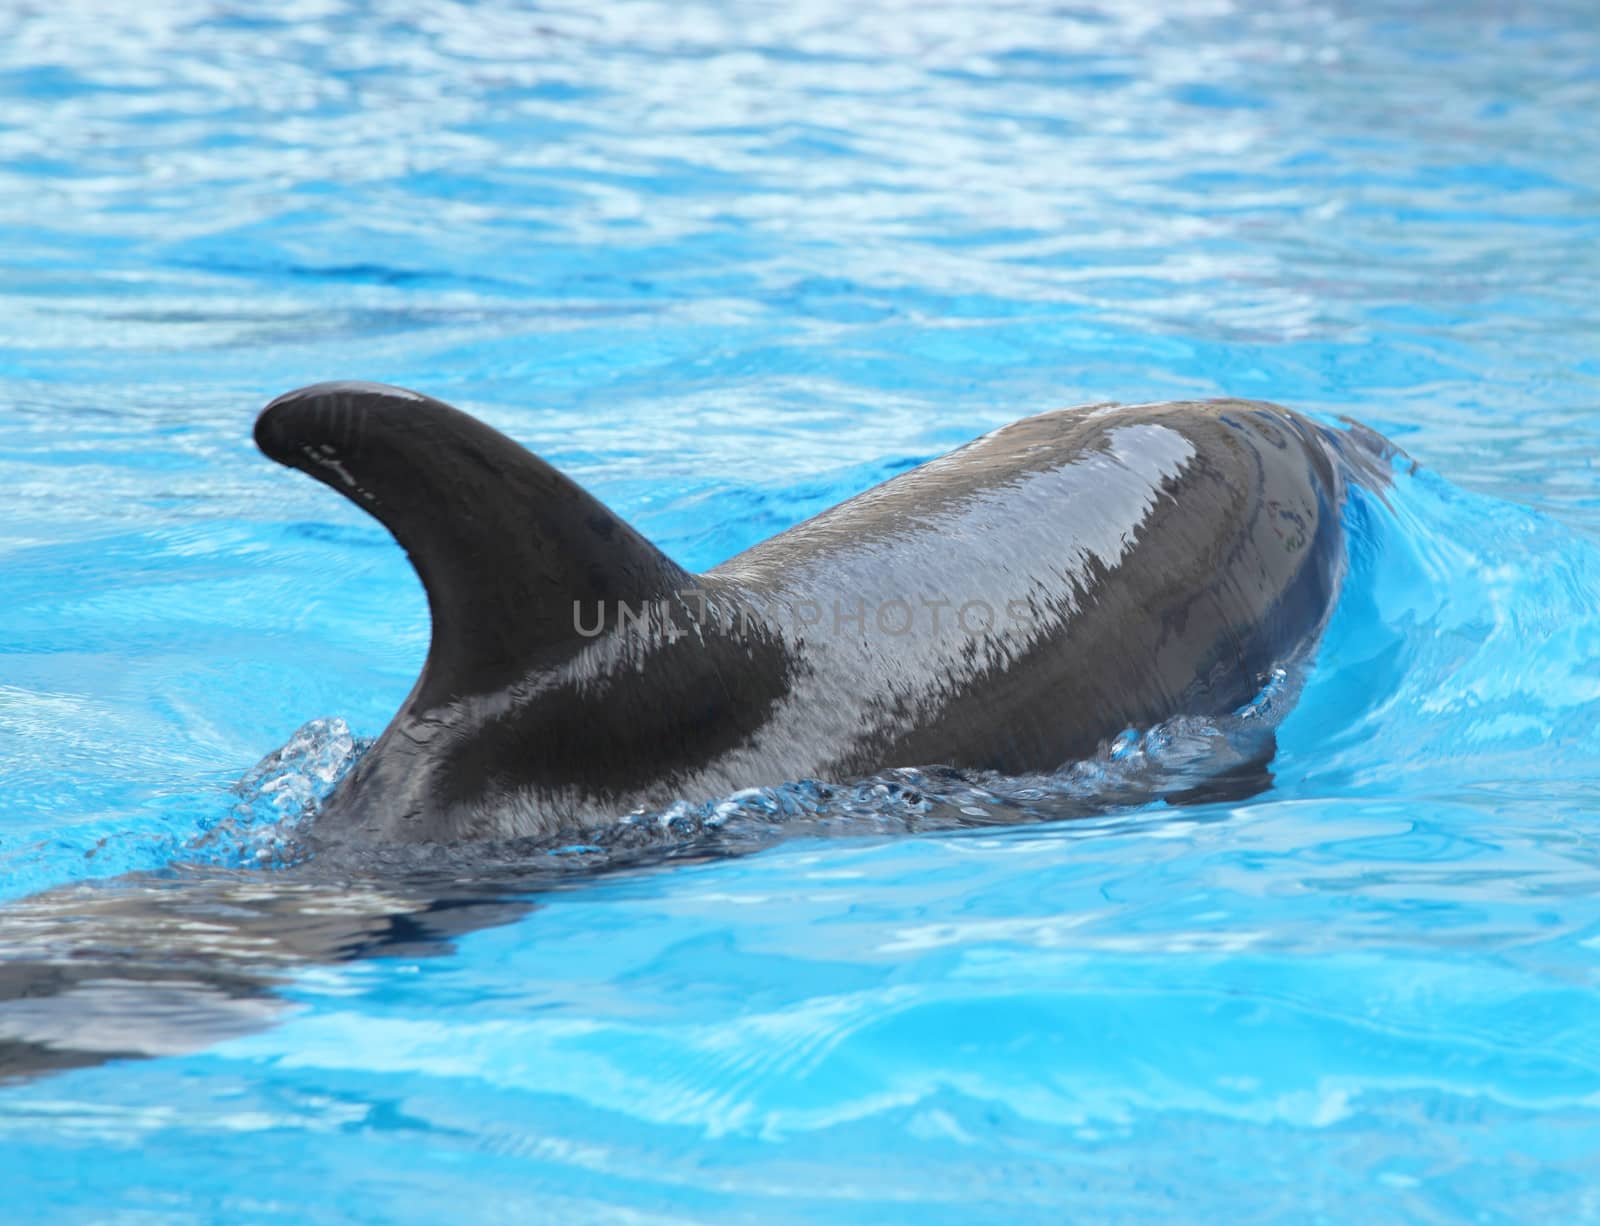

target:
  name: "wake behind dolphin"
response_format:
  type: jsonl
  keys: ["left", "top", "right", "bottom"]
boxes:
{"left": 256, "top": 385, "right": 1390, "bottom": 846}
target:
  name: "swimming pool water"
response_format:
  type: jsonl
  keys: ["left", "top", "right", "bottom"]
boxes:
{"left": 3, "top": 0, "right": 1600, "bottom": 1221}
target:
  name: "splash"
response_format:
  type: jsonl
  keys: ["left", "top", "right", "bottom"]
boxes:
{"left": 556, "top": 663, "right": 1302, "bottom": 867}
{"left": 218, "top": 662, "right": 1302, "bottom": 880}
{"left": 187, "top": 718, "right": 369, "bottom": 869}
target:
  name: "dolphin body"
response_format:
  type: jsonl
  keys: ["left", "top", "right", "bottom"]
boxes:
{"left": 257, "top": 384, "right": 1374, "bottom": 845}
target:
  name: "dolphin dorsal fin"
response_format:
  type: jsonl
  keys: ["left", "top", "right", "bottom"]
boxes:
{"left": 256, "top": 382, "right": 689, "bottom": 708}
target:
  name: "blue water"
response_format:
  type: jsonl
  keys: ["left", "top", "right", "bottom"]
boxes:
{"left": 4, "top": 0, "right": 1600, "bottom": 1220}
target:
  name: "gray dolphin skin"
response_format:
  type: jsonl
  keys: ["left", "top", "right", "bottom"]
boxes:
{"left": 256, "top": 383, "right": 1371, "bottom": 845}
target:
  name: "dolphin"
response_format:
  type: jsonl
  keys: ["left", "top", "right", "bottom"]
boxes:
{"left": 256, "top": 384, "right": 1379, "bottom": 845}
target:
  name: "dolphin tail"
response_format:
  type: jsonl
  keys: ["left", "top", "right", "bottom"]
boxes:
{"left": 255, "top": 382, "right": 690, "bottom": 710}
